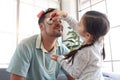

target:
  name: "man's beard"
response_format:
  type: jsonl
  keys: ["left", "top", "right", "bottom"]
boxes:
{"left": 47, "top": 30, "right": 63, "bottom": 37}
{"left": 44, "top": 23, "right": 63, "bottom": 37}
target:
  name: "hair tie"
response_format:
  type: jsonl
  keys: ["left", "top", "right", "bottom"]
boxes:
{"left": 37, "top": 10, "right": 45, "bottom": 18}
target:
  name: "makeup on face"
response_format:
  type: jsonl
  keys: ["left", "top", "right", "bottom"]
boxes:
{"left": 47, "top": 13, "right": 61, "bottom": 25}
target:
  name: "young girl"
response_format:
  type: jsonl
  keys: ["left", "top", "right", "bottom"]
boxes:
{"left": 50, "top": 10, "right": 110, "bottom": 80}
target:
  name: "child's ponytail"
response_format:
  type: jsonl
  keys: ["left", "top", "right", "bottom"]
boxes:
{"left": 64, "top": 43, "right": 93, "bottom": 64}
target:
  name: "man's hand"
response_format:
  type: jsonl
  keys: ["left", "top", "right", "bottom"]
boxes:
{"left": 67, "top": 75, "right": 75, "bottom": 80}
{"left": 50, "top": 55, "right": 58, "bottom": 61}
{"left": 10, "top": 74, "right": 24, "bottom": 80}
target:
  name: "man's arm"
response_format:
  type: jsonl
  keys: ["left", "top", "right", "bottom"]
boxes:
{"left": 51, "top": 55, "right": 74, "bottom": 80}
{"left": 10, "top": 73, "right": 25, "bottom": 80}
{"left": 66, "top": 74, "right": 75, "bottom": 80}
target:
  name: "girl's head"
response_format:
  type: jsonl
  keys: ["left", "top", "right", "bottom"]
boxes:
{"left": 77, "top": 11, "right": 110, "bottom": 44}
{"left": 65, "top": 11, "right": 110, "bottom": 63}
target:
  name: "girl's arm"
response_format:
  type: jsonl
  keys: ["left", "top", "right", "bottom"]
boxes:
{"left": 54, "top": 10, "right": 79, "bottom": 31}
{"left": 62, "top": 14, "right": 78, "bottom": 31}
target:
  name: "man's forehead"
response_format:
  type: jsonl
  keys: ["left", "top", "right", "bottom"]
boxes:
{"left": 45, "top": 12, "right": 51, "bottom": 18}
{"left": 45, "top": 10, "right": 56, "bottom": 18}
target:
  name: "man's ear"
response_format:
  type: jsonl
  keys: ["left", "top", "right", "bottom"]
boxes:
{"left": 39, "top": 23, "right": 44, "bottom": 30}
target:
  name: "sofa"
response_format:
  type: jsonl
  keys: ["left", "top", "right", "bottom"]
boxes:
{"left": 0, "top": 68, "right": 10, "bottom": 80}
{"left": 0, "top": 68, "right": 120, "bottom": 80}
{"left": 57, "top": 71, "right": 120, "bottom": 80}
{"left": 103, "top": 72, "right": 120, "bottom": 80}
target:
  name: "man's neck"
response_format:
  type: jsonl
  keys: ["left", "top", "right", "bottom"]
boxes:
{"left": 41, "top": 36, "right": 57, "bottom": 52}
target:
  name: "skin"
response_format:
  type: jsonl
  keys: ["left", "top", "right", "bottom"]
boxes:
{"left": 10, "top": 10, "right": 73, "bottom": 80}
{"left": 77, "top": 18, "right": 93, "bottom": 45}
{"left": 10, "top": 74, "right": 24, "bottom": 80}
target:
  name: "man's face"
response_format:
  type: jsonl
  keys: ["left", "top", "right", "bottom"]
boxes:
{"left": 41, "top": 11, "right": 63, "bottom": 37}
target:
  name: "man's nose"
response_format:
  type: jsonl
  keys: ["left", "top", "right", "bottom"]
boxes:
{"left": 57, "top": 19, "right": 61, "bottom": 24}
{"left": 55, "top": 17, "right": 62, "bottom": 24}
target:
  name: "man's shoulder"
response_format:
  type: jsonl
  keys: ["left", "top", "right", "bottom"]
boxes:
{"left": 21, "top": 34, "right": 38, "bottom": 42}
{"left": 18, "top": 34, "right": 38, "bottom": 47}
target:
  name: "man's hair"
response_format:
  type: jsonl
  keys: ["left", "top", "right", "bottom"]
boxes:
{"left": 38, "top": 8, "right": 56, "bottom": 24}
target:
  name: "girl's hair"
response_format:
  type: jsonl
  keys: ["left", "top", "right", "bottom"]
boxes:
{"left": 64, "top": 11, "right": 110, "bottom": 64}
{"left": 38, "top": 8, "right": 56, "bottom": 24}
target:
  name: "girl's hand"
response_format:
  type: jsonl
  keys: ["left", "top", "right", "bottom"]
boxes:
{"left": 50, "top": 55, "right": 58, "bottom": 61}
{"left": 51, "top": 10, "right": 68, "bottom": 18}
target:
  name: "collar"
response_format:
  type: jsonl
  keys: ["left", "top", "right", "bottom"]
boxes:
{"left": 36, "top": 34, "right": 61, "bottom": 49}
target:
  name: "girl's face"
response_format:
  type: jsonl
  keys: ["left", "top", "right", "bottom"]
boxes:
{"left": 77, "top": 18, "right": 93, "bottom": 44}
{"left": 77, "top": 19, "right": 86, "bottom": 37}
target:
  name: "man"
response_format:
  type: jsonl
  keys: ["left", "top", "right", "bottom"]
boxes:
{"left": 7, "top": 8, "right": 73, "bottom": 80}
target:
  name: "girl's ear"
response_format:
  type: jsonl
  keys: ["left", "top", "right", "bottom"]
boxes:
{"left": 85, "top": 32, "right": 93, "bottom": 41}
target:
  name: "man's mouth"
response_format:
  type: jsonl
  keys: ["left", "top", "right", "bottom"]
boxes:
{"left": 54, "top": 24, "right": 63, "bottom": 31}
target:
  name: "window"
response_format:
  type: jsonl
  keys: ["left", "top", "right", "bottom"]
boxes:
{"left": 106, "top": 0, "right": 120, "bottom": 27}
{"left": 79, "top": 0, "right": 90, "bottom": 10}
{"left": 0, "top": 0, "right": 17, "bottom": 68}
{"left": 0, "top": 0, "right": 59, "bottom": 68}
{"left": 78, "top": 0, "right": 120, "bottom": 74}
